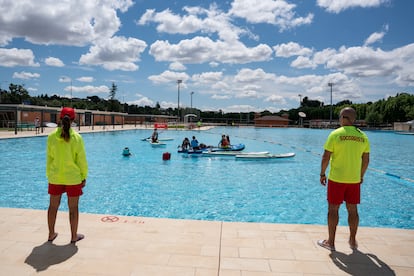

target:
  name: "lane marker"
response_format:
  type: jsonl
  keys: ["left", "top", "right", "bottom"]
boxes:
{"left": 206, "top": 129, "right": 414, "bottom": 183}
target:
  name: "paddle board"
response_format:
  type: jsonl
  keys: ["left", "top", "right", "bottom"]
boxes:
{"left": 203, "top": 151, "right": 269, "bottom": 157}
{"left": 235, "top": 152, "right": 296, "bottom": 159}
{"left": 45, "top": 122, "right": 58, "bottom": 127}
{"left": 142, "top": 137, "right": 174, "bottom": 141}
{"left": 150, "top": 141, "right": 166, "bottom": 147}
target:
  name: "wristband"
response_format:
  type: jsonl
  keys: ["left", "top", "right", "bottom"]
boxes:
{"left": 320, "top": 174, "right": 325, "bottom": 177}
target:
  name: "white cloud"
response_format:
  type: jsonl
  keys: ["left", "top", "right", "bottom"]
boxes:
{"left": 128, "top": 96, "right": 154, "bottom": 107}
{"left": 12, "top": 71, "right": 40, "bottom": 79}
{"left": 149, "top": 36, "right": 272, "bottom": 64}
{"left": 64, "top": 85, "right": 109, "bottom": 94}
{"left": 364, "top": 25, "right": 389, "bottom": 46}
{"left": 45, "top": 57, "right": 64, "bottom": 67}
{"left": 169, "top": 62, "right": 187, "bottom": 71}
{"left": 138, "top": 4, "right": 247, "bottom": 42}
{"left": 77, "top": 76, "right": 94, "bottom": 82}
{"left": 317, "top": 0, "right": 389, "bottom": 13}
{"left": 148, "top": 70, "right": 190, "bottom": 84}
{"left": 265, "top": 94, "right": 287, "bottom": 105}
{"left": 192, "top": 72, "right": 223, "bottom": 84}
{"left": 224, "top": 104, "right": 256, "bottom": 112}
{"left": 0, "top": 48, "right": 39, "bottom": 67}
{"left": 273, "top": 42, "right": 313, "bottom": 57}
{"left": 230, "top": 0, "right": 313, "bottom": 31}
{"left": 79, "top": 36, "right": 147, "bottom": 71}
{"left": 212, "top": 94, "right": 231, "bottom": 100}
{"left": 326, "top": 46, "right": 401, "bottom": 77}
{"left": 290, "top": 56, "right": 316, "bottom": 69}
{"left": 234, "top": 68, "right": 276, "bottom": 83}
{"left": 0, "top": 0, "right": 134, "bottom": 46}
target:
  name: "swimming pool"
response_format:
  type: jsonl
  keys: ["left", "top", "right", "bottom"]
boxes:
{"left": 1, "top": 127, "right": 413, "bottom": 229}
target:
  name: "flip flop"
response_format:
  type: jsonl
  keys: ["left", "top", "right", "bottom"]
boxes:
{"left": 71, "top": 234, "right": 85, "bottom": 244}
{"left": 317, "top": 239, "right": 335, "bottom": 251}
{"left": 349, "top": 240, "right": 358, "bottom": 250}
{"left": 48, "top": 233, "right": 58, "bottom": 242}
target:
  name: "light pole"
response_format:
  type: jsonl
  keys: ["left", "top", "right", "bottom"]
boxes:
{"left": 190, "top": 91, "right": 194, "bottom": 109}
{"left": 177, "top": 80, "right": 182, "bottom": 122}
{"left": 70, "top": 80, "right": 73, "bottom": 106}
{"left": 298, "top": 94, "right": 302, "bottom": 107}
{"left": 328, "top": 82, "right": 333, "bottom": 126}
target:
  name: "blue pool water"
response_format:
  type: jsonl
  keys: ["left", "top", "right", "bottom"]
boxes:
{"left": 1, "top": 127, "right": 413, "bottom": 229}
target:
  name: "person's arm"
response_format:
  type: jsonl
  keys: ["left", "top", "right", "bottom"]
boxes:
{"left": 77, "top": 137, "right": 88, "bottom": 183}
{"left": 360, "top": 152, "right": 369, "bottom": 183}
{"left": 320, "top": 150, "right": 331, "bottom": 186}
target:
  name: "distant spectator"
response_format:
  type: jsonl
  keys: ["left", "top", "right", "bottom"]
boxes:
{"left": 35, "top": 117, "right": 40, "bottom": 134}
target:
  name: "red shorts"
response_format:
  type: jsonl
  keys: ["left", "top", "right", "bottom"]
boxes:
{"left": 327, "top": 180, "right": 360, "bottom": 205}
{"left": 48, "top": 183, "right": 84, "bottom": 197}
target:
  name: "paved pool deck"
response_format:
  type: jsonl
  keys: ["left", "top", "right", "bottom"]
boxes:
{"left": 1, "top": 126, "right": 413, "bottom": 275}
{"left": 0, "top": 208, "right": 413, "bottom": 275}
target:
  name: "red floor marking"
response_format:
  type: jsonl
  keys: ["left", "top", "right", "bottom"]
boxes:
{"left": 101, "top": 216, "right": 119, "bottom": 222}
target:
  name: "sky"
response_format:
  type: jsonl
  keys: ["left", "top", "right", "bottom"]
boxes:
{"left": 0, "top": 0, "right": 413, "bottom": 113}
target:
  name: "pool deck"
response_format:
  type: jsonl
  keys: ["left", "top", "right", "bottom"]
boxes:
{"left": 1, "top": 127, "right": 414, "bottom": 275}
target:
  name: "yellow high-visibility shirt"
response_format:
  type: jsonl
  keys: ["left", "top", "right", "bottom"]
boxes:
{"left": 324, "top": 126, "right": 370, "bottom": 183}
{"left": 46, "top": 128, "right": 88, "bottom": 185}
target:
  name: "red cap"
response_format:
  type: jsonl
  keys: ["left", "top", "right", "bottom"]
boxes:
{"left": 60, "top": 107, "right": 75, "bottom": 120}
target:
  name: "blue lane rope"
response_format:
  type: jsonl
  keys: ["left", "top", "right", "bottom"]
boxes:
{"left": 205, "top": 129, "right": 414, "bottom": 183}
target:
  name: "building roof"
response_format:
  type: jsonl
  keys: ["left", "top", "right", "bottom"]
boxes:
{"left": 255, "top": 115, "right": 290, "bottom": 121}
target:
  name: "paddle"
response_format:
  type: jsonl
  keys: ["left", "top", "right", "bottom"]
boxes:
{"left": 141, "top": 129, "right": 165, "bottom": 141}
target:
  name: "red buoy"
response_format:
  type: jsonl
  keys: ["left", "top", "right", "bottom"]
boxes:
{"left": 162, "top": 152, "right": 171, "bottom": 160}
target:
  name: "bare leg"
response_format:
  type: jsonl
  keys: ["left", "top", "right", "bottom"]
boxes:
{"left": 68, "top": 196, "right": 81, "bottom": 242}
{"left": 327, "top": 204, "right": 340, "bottom": 247}
{"left": 346, "top": 203, "right": 359, "bottom": 248}
{"left": 48, "top": 195, "right": 61, "bottom": 240}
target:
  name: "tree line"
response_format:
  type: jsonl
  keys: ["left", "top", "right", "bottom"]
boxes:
{"left": 0, "top": 82, "right": 413, "bottom": 126}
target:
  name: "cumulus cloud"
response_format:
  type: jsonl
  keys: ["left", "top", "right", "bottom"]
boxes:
{"left": 0, "top": 48, "right": 39, "bottom": 67}
{"left": 224, "top": 104, "right": 256, "bottom": 112}
{"left": 212, "top": 94, "right": 231, "bottom": 100}
{"left": 169, "top": 62, "right": 186, "bottom": 71}
{"left": 234, "top": 68, "right": 276, "bottom": 83}
{"left": 45, "top": 57, "right": 64, "bottom": 67}
{"left": 128, "top": 96, "right": 154, "bottom": 107}
{"left": 273, "top": 42, "right": 313, "bottom": 57}
{"left": 0, "top": 0, "right": 133, "bottom": 47}
{"left": 230, "top": 0, "right": 313, "bottom": 31}
{"left": 326, "top": 46, "right": 401, "bottom": 77}
{"left": 150, "top": 37, "right": 272, "bottom": 64}
{"left": 64, "top": 85, "right": 109, "bottom": 95}
{"left": 364, "top": 24, "right": 389, "bottom": 46}
{"left": 138, "top": 4, "right": 247, "bottom": 42}
{"left": 148, "top": 70, "right": 190, "bottom": 84}
{"left": 77, "top": 76, "right": 94, "bottom": 82}
{"left": 317, "top": 0, "right": 389, "bottom": 13}
{"left": 12, "top": 71, "right": 40, "bottom": 79}
{"left": 265, "top": 94, "right": 287, "bottom": 105}
{"left": 192, "top": 72, "right": 223, "bottom": 83}
{"left": 79, "top": 36, "right": 147, "bottom": 71}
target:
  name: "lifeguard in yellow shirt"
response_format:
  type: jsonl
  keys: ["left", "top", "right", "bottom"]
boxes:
{"left": 46, "top": 107, "right": 88, "bottom": 244}
{"left": 318, "top": 107, "right": 370, "bottom": 251}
